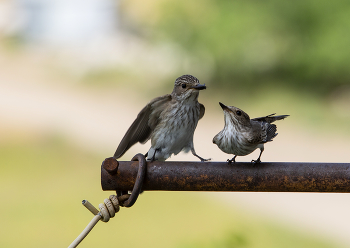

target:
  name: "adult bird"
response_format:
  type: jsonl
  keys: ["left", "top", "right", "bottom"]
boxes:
{"left": 114, "top": 75, "right": 209, "bottom": 162}
{"left": 213, "top": 102, "right": 288, "bottom": 163}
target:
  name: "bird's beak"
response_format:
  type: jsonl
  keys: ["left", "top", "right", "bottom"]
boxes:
{"left": 219, "top": 102, "right": 228, "bottom": 110}
{"left": 191, "top": 84, "right": 206, "bottom": 90}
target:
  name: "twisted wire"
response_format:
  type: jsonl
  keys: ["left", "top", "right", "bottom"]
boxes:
{"left": 69, "top": 153, "right": 146, "bottom": 247}
{"left": 68, "top": 194, "right": 129, "bottom": 248}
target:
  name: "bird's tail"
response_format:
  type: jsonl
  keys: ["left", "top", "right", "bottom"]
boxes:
{"left": 252, "top": 114, "right": 289, "bottom": 123}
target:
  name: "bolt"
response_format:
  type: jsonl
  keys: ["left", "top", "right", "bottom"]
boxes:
{"left": 103, "top": 157, "right": 119, "bottom": 175}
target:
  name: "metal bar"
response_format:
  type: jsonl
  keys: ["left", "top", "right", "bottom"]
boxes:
{"left": 101, "top": 157, "right": 350, "bottom": 192}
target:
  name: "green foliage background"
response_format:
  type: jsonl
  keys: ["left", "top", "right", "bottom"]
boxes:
{"left": 144, "top": 0, "right": 350, "bottom": 95}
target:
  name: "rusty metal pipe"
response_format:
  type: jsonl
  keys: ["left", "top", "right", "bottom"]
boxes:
{"left": 101, "top": 157, "right": 350, "bottom": 192}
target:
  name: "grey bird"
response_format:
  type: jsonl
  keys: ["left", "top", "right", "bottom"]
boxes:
{"left": 114, "top": 75, "right": 209, "bottom": 162}
{"left": 213, "top": 102, "right": 289, "bottom": 163}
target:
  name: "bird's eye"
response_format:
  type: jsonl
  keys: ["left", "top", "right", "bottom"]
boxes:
{"left": 236, "top": 110, "right": 242, "bottom": 116}
{"left": 182, "top": 83, "right": 186, "bottom": 88}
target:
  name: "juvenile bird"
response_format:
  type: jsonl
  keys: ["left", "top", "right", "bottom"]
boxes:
{"left": 213, "top": 102, "right": 289, "bottom": 163}
{"left": 114, "top": 75, "right": 209, "bottom": 162}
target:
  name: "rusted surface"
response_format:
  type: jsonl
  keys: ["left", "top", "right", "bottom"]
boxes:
{"left": 102, "top": 157, "right": 119, "bottom": 175}
{"left": 101, "top": 158, "right": 350, "bottom": 192}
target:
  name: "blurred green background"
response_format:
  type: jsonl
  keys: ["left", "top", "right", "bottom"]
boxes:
{"left": 1, "top": 0, "right": 349, "bottom": 247}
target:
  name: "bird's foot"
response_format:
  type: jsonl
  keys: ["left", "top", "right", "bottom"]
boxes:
{"left": 200, "top": 158, "right": 211, "bottom": 162}
{"left": 227, "top": 156, "right": 236, "bottom": 164}
{"left": 145, "top": 155, "right": 155, "bottom": 162}
{"left": 251, "top": 159, "right": 261, "bottom": 164}
{"left": 193, "top": 152, "right": 210, "bottom": 162}
{"left": 227, "top": 159, "right": 235, "bottom": 164}
{"left": 146, "top": 149, "right": 159, "bottom": 162}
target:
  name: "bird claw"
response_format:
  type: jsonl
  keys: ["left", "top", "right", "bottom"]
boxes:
{"left": 227, "top": 155, "right": 237, "bottom": 164}
{"left": 200, "top": 158, "right": 211, "bottom": 162}
{"left": 227, "top": 158, "right": 235, "bottom": 164}
{"left": 193, "top": 152, "right": 210, "bottom": 162}
{"left": 251, "top": 159, "right": 261, "bottom": 164}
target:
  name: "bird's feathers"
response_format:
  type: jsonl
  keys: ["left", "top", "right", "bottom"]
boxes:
{"left": 113, "top": 94, "right": 172, "bottom": 159}
{"left": 214, "top": 102, "right": 288, "bottom": 162}
{"left": 251, "top": 114, "right": 289, "bottom": 123}
{"left": 265, "top": 123, "right": 278, "bottom": 142}
{"left": 248, "top": 116, "right": 283, "bottom": 144}
{"left": 199, "top": 103, "right": 205, "bottom": 120}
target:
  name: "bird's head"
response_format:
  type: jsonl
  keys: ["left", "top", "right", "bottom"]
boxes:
{"left": 219, "top": 102, "right": 250, "bottom": 127}
{"left": 172, "top": 75, "right": 206, "bottom": 101}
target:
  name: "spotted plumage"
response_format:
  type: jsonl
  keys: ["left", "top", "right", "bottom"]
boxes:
{"left": 213, "top": 102, "right": 289, "bottom": 163}
{"left": 114, "top": 75, "right": 209, "bottom": 161}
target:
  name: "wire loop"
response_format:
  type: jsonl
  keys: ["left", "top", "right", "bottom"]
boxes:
{"left": 69, "top": 154, "right": 146, "bottom": 247}
{"left": 122, "top": 153, "right": 147, "bottom": 207}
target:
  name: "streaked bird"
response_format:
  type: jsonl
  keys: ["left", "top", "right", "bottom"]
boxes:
{"left": 114, "top": 75, "right": 209, "bottom": 162}
{"left": 213, "top": 102, "right": 289, "bottom": 163}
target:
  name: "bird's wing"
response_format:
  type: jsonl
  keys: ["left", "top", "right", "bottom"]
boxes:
{"left": 247, "top": 122, "right": 277, "bottom": 144}
{"left": 265, "top": 123, "right": 278, "bottom": 142}
{"left": 199, "top": 103, "right": 205, "bottom": 120}
{"left": 113, "top": 94, "right": 172, "bottom": 159}
{"left": 251, "top": 114, "right": 289, "bottom": 123}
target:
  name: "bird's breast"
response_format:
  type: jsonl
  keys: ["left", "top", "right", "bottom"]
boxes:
{"left": 151, "top": 102, "right": 200, "bottom": 150}
{"left": 215, "top": 127, "right": 257, "bottom": 156}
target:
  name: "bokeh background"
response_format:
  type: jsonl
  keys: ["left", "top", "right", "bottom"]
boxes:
{"left": 1, "top": 0, "right": 350, "bottom": 247}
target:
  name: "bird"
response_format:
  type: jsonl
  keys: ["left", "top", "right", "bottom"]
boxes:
{"left": 113, "top": 75, "right": 210, "bottom": 162}
{"left": 213, "top": 102, "right": 289, "bottom": 163}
